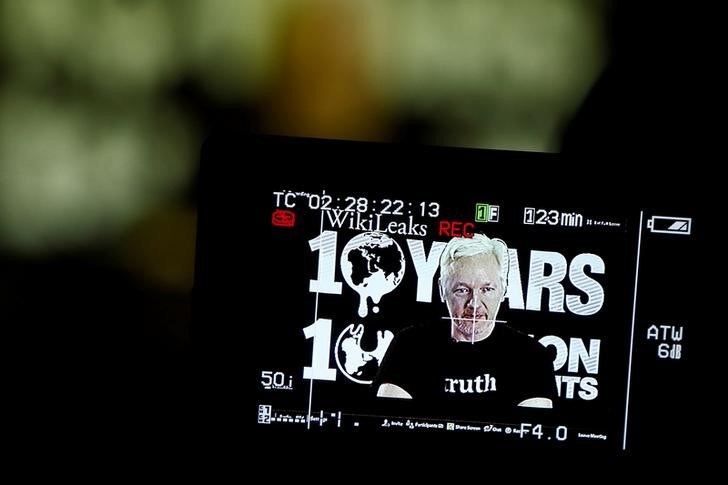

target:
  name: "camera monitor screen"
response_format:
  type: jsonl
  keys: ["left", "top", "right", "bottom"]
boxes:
{"left": 195, "top": 134, "right": 699, "bottom": 457}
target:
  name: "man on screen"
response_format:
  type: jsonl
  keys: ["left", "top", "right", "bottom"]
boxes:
{"left": 374, "top": 234, "right": 556, "bottom": 410}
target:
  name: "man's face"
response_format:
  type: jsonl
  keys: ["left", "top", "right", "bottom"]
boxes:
{"left": 440, "top": 253, "right": 504, "bottom": 342}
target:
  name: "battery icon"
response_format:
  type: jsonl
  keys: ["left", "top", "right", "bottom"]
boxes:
{"left": 646, "top": 215, "right": 692, "bottom": 235}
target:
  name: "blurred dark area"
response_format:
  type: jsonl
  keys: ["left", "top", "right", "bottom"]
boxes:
{"left": 563, "top": 4, "right": 711, "bottom": 157}
{"left": 0, "top": 0, "right": 712, "bottom": 458}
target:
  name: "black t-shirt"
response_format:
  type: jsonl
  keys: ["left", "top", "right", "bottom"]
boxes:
{"left": 374, "top": 322, "right": 556, "bottom": 417}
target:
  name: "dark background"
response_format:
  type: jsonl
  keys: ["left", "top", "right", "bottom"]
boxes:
{"left": 0, "top": 0, "right": 713, "bottom": 468}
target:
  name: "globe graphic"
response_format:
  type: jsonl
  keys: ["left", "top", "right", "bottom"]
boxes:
{"left": 335, "top": 324, "right": 394, "bottom": 384}
{"left": 340, "top": 232, "right": 406, "bottom": 318}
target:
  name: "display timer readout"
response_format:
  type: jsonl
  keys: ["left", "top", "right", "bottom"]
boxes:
{"left": 273, "top": 190, "right": 440, "bottom": 218}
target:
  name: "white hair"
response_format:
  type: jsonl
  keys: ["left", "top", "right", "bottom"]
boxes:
{"left": 439, "top": 233, "right": 509, "bottom": 289}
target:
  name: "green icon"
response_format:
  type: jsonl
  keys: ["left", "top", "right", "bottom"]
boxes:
{"left": 475, "top": 203, "right": 500, "bottom": 223}
{"left": 475, "top": 203, "right": 490, "bottom": 222}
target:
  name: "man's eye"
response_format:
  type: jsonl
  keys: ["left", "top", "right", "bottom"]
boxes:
{"left": 481, "top": 287, "right": 495, "bottom": 293}
{"left": 454, "top": 288, "right": 469, "bottom": 295}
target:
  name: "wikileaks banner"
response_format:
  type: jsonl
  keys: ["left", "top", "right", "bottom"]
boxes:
{"left": 196, "top": 135, "right": 697, "bottom": 454}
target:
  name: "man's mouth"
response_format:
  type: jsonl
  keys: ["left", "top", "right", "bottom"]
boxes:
{"left": 454, "top": 319, "right": 489, "bottom": 337}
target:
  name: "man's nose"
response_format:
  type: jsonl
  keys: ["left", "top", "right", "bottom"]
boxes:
{"left": 467, "top": 294, "right": 484, "bottom": 309}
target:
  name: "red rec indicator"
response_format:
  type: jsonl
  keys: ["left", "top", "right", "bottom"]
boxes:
{"left": 438, "top": 220, "right": 474, "bottom": 238}
{"left": 272, "top": 209, "right": 295, "bottom": 227}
